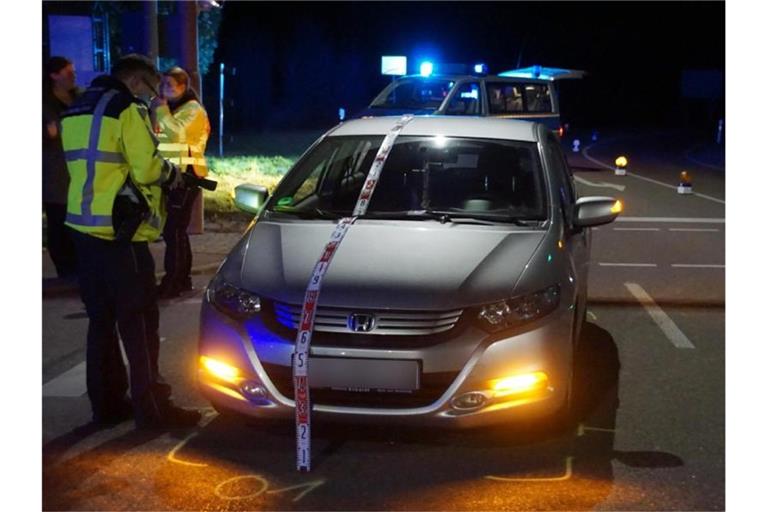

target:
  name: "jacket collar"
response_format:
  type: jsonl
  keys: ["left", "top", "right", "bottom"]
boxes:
{"left": 91, "top": 75, "right": 134, "bottom": 97}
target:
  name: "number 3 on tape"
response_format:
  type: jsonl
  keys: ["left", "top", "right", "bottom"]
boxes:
{"left": 291, "top": 115, "right": 413, "bottom": 471}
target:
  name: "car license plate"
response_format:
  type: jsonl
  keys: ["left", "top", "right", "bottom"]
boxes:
{"left": 308, "top": 358, "right": 420, "bottom": 392}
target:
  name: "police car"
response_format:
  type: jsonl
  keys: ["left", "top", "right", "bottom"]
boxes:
{"left": 356, "top": 65, "right": 585, "bottom": 137}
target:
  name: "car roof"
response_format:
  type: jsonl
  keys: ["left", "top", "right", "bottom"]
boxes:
{"left": 329, "top": 116, "right": 539, "bottom": 142}
{"left": 397, "top": 73, "right": 551, "bottom": 84}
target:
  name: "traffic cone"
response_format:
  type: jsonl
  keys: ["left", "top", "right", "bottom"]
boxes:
{"left": 677, "top": 171, "right": 693, "bottom": 194}
{"left": 614, "top": 156, "right": 628, "bottom": 176}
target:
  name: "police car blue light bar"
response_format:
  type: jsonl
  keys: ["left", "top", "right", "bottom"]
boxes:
{"left": 419, "top": 61, "right": 434, "bottom": 77}
{"left": 473, "top": 63, "right": 488, "bottom": 74}
{"left": 498, "top": 65, "right": 587, "bottom": 81}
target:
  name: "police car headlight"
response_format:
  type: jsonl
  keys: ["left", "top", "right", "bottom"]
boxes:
{"left": 475, "top": 284, "right": 561, "bottom": 332}
{"left": 206, "top": 274, "right": 261, "bottom": 319}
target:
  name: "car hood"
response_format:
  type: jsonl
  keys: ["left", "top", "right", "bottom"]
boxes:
{"left": 239, "top": 219, "right": 547, "bottom": 310}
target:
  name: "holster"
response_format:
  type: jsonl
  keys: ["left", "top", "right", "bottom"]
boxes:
{"left": 112, "top": 178, "right": 150, "bottom": 242}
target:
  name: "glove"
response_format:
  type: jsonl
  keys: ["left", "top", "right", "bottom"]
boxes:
{"left": 163, "top": 164, "right": 185, "bottom": 191}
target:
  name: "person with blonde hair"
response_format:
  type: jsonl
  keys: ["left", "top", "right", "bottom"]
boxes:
{"left": 151, "top": 66, "right": 211, "bottom": 298}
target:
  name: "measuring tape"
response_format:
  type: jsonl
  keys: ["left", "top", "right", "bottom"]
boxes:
{"left": 292, "top": 115, "right": 413, "bottom": 471}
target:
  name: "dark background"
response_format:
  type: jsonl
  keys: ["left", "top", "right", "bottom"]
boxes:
{"left": 209, "top": 1, "right": 724, "bottom": 133}
{"left": 44, "top": 1, "right": 725, "bottom": 135}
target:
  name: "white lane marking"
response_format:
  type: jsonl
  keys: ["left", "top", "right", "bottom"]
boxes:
{"left": 671, "top": 264, "right": 725, "bottom": 269}
{"left": 669, "top": 228, "right": 720, "bottom": 232}
{"left": 580, "top": 146, "right": 615, "bottom": 171}
{"left": 574, "top": 175, "right": 626, "bottom": 192}
{"left": 617, "top": 216, "right": 725, "bottom": 224}
{"left": 486, "top": 457, "right": 574, "bottom": 482}
{"left": 582, "top": 144, "right": 725, "bottom": 205}
{"left": 42, "top": 361, "right": 87, "bottom": 398}
{"left": 624, "top": 282, "right": 695, "bottom": 349}
{"left": 598, "top": 263, "right": 657, "bottom": 267}
{"left": 43, "top": 336, "right": 167, "bottom": 398}
{"left": 577, "top": 423, "right": 617, "bottom": 436}
{"left": 626, "top": 172, "right": 726, "bottom": 204}
{"left": 613, "top": 227, "right": 660, "bottom": 231}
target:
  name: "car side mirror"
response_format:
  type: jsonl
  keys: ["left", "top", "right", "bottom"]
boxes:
{"left": 234, "top": 184, "right": 269, "bottom": 215}
{"left": 573, "top": 196, "right": 622, "bottom": 227}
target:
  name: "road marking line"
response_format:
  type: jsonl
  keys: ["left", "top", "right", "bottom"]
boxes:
{"left": 574, "top": 175, "right": 626, "bottom": 191}
{"left": 267, "top": 480, "right": 327, "bottom": 502}
{"left": 598, "top": 263, "right": 657, "bottom": 267}
{"left": 485, "top": 457, "right": 574, "bottom": 482}
{"left": 215, "top": 475, "right": 269, "bottom": 500}
{"left": 617, "top": 216, "right": 725, "bottom": 224}
{"left": 613, "top": 227, "right": 660, "bottom": 231}
{"left": 43, "top": 336, "right": 167, "bottom": 398}
{"left": 580, "top": 146, "right": 615, "bottom": 171}
{"left": 582, "top": 144, "right": 725, "bottom": 204}
{"left": 669, "top": 228, "right": 720, "bottom": 232}
{"left": 168, "top": 432, "right": 208, "bottom": 467}
{"left": 671, "top": 264, "right": 725, "bottom": 269}
{"left": 43, "top": 361, "right": 87, "bottom": 397}
{"left": 577, "top": 423, "right": 617, "bottom": 436}
{"left": 624, "top": 282, "right": 695, "bottom": 349}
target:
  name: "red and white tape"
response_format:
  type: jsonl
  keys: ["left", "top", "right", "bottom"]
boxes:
{"left": 292, "top": 115, "right": 413, "bottom": 471}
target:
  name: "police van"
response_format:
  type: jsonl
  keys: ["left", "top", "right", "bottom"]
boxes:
{"left": 356, "top": 66, "right": 585, "bottom": 137}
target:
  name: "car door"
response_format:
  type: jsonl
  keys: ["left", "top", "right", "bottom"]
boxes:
{"left": 543, "top": 132, "right": 590, "bottom": 313}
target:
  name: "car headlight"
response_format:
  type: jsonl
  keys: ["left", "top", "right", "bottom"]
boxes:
{"left": 206, "top": 274, "right": 261, "bottom": 319}
{"left": 475, "top": 284, "right": 561, "bottom": 332}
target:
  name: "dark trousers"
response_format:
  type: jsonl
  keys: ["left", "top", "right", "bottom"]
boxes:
{"left": 72, "top": 231, "right": 172, "bottom": 424}
{"left": 44, "top": 202, "right": 77, "bottom": 278}
{"left": 160, "top": 187, "right": 199, "bottom": 291}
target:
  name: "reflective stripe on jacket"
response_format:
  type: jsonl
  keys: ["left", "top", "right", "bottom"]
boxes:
{"left": 155, "top": 99, "right": 210, "bottom": 177}
{"left": 61, "top": 75, "right": 172, "bottom": 242}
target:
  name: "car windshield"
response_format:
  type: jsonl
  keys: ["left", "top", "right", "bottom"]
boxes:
{"left": 370, "top": 78, "right": 455, "bottom": 110}
{"left": 268, "top": 135, "right": 548, "bottom": 222}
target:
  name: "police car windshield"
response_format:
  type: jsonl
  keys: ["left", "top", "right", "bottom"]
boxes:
{"left": 370, "top": 78, "right": 455, "bottom": 110}
{"left": 269, "top": 135, "right": 548, "bottom": 222}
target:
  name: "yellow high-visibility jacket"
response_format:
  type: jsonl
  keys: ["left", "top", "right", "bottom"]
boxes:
{"left": 155, "top": 98, "right": 210, "bottom": 177}
{"left": 61, "top": 75, "right": 173, "bottom": 242}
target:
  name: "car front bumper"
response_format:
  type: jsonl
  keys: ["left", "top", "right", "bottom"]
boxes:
{"left": 197, "top": 297, "right": 574, "bottom": 428}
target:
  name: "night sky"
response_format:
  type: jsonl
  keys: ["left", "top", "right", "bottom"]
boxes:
{"left": 209, "top": 1, "right": 724, "bottom": 132}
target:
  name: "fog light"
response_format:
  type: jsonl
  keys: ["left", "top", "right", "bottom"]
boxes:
{"left": 491, "top": 371, "right": 549, "bottom": 398}
{"left": 241, "top": 380, "right": 266, "bottom": 398}
{"left": 200, "top": 356, "right": 240, "bottom": 383}
{"left": 451, "top": 392, "right": 488, "bottom": 411}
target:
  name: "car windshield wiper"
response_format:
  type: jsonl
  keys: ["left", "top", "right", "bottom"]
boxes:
{"left": 426, "top": 210, "right": 544, "bottom": 226}
{"left": 359, "top": 210, "right": 541, "bottom": 226}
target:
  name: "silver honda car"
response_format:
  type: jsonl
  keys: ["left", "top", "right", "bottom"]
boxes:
{"left": 198, "top": 116, "right": 621, "bottom": 428}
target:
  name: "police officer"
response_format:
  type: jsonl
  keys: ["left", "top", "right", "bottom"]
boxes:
{"left": 152, "top": 66, "right": 211, "bottom": 298}
{"left": 61, "top": 54, "right": 200, "bottom": 429}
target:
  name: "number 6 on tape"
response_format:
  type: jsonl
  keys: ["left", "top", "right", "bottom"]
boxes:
{"left": 292, "top": 115, "right": 413, "bottom": 471}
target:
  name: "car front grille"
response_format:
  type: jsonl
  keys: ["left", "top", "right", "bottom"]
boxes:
{"left": 273, "top": 301, "right": 463, "bottom": 336}
{"left": 261, "top": 362, "right": 457, "bottom": 409}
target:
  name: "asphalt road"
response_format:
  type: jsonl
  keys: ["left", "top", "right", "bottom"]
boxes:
{"left": 41, "top": 132, "right": 725, "bottom": 510}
